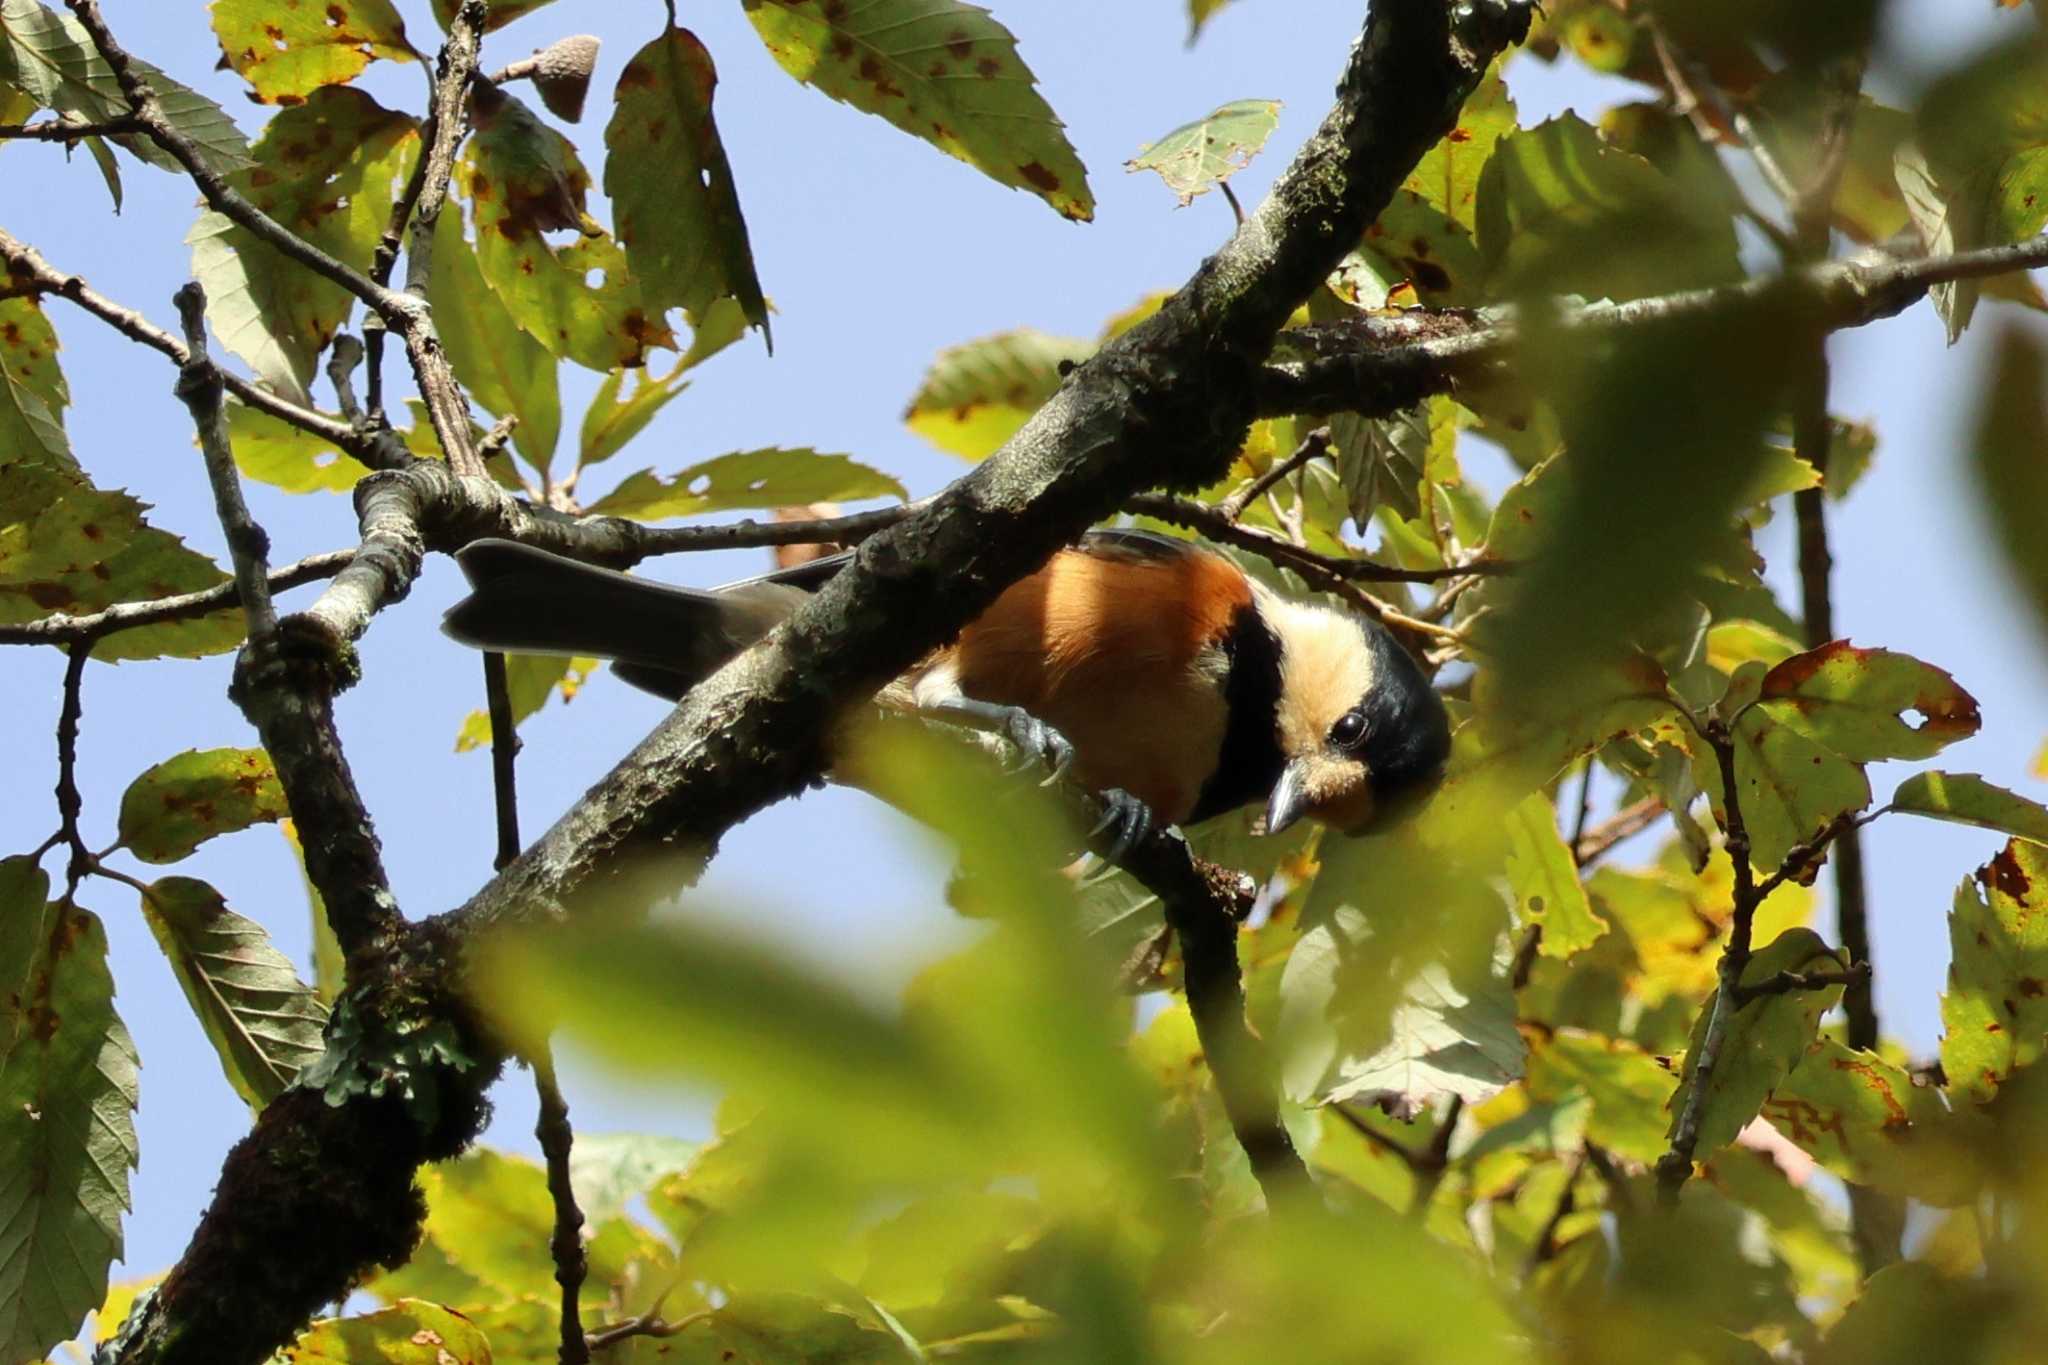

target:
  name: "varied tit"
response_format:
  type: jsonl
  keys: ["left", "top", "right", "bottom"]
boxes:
{"left": 442, "top": 530, "right": 1451, "bottom": 843}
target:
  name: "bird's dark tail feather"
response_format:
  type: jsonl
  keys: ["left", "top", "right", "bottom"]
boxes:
{"left": 442, "top": 539, "right": 806, "bottom": 699}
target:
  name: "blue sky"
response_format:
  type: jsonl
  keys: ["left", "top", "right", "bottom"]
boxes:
{"left": 2, "top": 0, "right": 2043, "bottom": 1284}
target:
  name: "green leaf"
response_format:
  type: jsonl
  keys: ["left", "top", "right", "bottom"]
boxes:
{"left": 136, "top": 876, "right": 326, "bottom": 1111}
{"left": 1974, "top": 326, "right": 2048, "bottom": 639}
{"left": 1762, "top": 1037, "right": 1978, "bottom": 1206}
{"left": 1524, "top": 1028, "right": 1677, "bottom": 1164}
{"left": 409, "top": 1149, "right": 564, "bottom": 1299}
{"left": 186, "top": 87, "right": 418, "bottom": 401}
{"left": 1331, "top": 191, "right": 1487, "bottom": 309}
{"left": 1667, "top": 926, "right": 1847, "bottom": 1159}
{"left": 1894, "top": 141, "right": 1978, "bottom": 344}
{"left": 605, "top": 27, "right": 770, "bottom": 345}
{"left": 281, "top": 820, "right": 343, "bottom": 1005}
{"left": 0, "top": 457, "right": 241, "bottom": 661}
{"left": 1504, "top": 791, "right": 1608, "bottom": 959}
{"left": 1404, "top": 67, "right": 1515, "bottom": 231}
{"left": 741, "top": 0, "right": 1093, "bottom": 221}
{"left": 577, "top": 363, "right": 689, "bottom": 471}
{"left": 454, "top": 651, "right": 596, "bottom": 752}
{"left": 1695, "top": 702, "right": 1873, "bottom": 876}
{"left": 569, "top": 1132, "right": 700, "bottom": 1226}
{"left": 1186, "top": 0, "right": 1237, "bottom": 42}
{"left": 0, "top": 295, "right": 71, "bottom": 468}
{"left": 1813, "top": 1262, "right": 2013, "bottom": 1365}
{"left": 462, "top": 84, "right": 673, "bottom": 373}
{"left": 1753, "top": 641, "right": 1981, "bottom": 762}
{"left": 1752, "top": 82, "right": 1912, "bottom": 244}
{"left": 1317, "top": 959, "right": 1526, "bottom": 1117}
{"left": 429, "top": 0, "right": 554, "bottom": 32}
{"left": 1126, "top": 98, "right": 1280, "bottom": 206}
{"left": 1475, "top": 113, "right": 1741, "bottom": 301}
{"left": 428, "top": 202, "right": 561, "bottom": 479}
{"left": 1919, "top": 39, "right": 2048, "bottom": 253}
{"left": 0, "top": 859, "right": 138, "bottom": 1365}
{"left": 903, "top": 328, "right": 1094, "bottom": 461}
{"left": 117, "top": 747, "right": 290, "bottom": 864}
{"left": 210, "top": 0, "right": 414, "bottom": 104}
{"left": 0, "top": 0, "right": 251, "bottom": 176}
{"left": 224, "top": 400, "right": 371, "bottom": 493}
{"left": 281, "top": 1299, "right": 491, "bottom": 1364}
{"left": 1892, "top": 771, "right": 2048, "bottom": 846}
{"left": 587, "top": 448, "right": 906, "bottom": 521}
{"left": 1942, "top": 839, "right": 2048, "bottom": 1103}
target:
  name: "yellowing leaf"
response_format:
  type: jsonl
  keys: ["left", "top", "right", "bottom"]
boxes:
{"left": 463, "top": 83, "right": 673, "bottom": 372}
{"left": 137, "top": 876, "right": 327, "bottom": 1111}
{"left": 429, "top": 0, "right": 553, "bottom": 32}
{"left": 904, "top": 328, "right": 1094, "bottom": 461}
{"left": 1127, "top": 98, "right": 1280, "bottom": 206}
{"left": 1892, "top": 771, "right": 2048, "bottom": 847}
{"left": 587, "top": 448, "right": 905, "bottom": 521}
{"left": 281, "top": 1299, "right": 491, "bottom": 1364}
{"left": 0, "top": 295, "right": 69, "bottom": 468}
{"left": 1694, "top": 702, "right": 1872, "bottom": 876}
{"left": 605, "top": 27, "right": 769, "bottom": 345}
{"left": 742, "top": 0, "right": 1093, "bottom": 221}
{"left": 1504, "top": 791, "right": 1607, "bottom": 958}
{"left": 1763, "top": 1037, "right": 1977, "bottom": 1206}
{"left": 210, "top": 0, "right": 414, "bottom": 104}
{"left": 117, "top": 747, "right": 289, "bottom": 864}
{"left": 1525, "top": 1028, "right": 1676, "bottom": 1164}
{"left": 428, "top": 203, "right": 561, "bottom": 479}
{"left": 0, "top": 859, "right": 137, "bottom": 1365}
{"left": 1753, "top": 641, "right": 1981, "bottom": 763}
{"left": 1406, "top": 67, "right": 1515, "bottom": 229}
{"left": 186, "top": 87, "right": 418, "bottom": 401}
{"left": 1942, "top": 839, "right": 2048, "bottom": 1103}
{"left": 224, "top": 400, "right": 371, "bottom": 493}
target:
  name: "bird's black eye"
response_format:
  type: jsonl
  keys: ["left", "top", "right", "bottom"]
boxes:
{"left": 1330, "top": 709, "right": 1367, "bottom": 750}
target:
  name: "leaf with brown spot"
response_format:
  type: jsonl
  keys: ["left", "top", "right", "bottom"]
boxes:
{"left": 903, "top": 327, "right": 1094, "bottom": 461}
{"left": 117, "top": 747, "right": 290, "bottom": 864}
{"left": 1753, "top": 641, "right": 1981, "bottom": 763}
{"left": 428, "top": 0, "right": 555, "bottom": 32}
{"left": 280, "top": 1298, "right": 492, "bottom": 1364}
{"left": 1943, "top": 838, "right": 2048, "bottom": 1104}
{"left": 0, "top": 857, "right": 138, "bottom": 1365}
{"left": 427, "top": 203, "right": 561, "bottom": 478}
{"left": 137, "top": 876, "right": 327, "bottom": 1111}
{"left": 210, "top": 0, "right": 413, "bottom": 104}
{"left": 0, "top": 454, "right": 241, "bottom": 660}
{"left": 741, "top": 0, "right": 1093, "bottom": 221}
{"left": 1765, "top": 1037, "right": 1979, "bottom": 1205}
{"left": 587, "top": 447, "right": 906, "bottom": 522}
{"left": 0, "top": 295, "right": 71, "bottom": 469}
{"left": 463, "top": 84, "right": 674, "bottom": 373}
{"left": 1126, "top": 98, "right": 1280, "bottom": 207}
{"left": 604, "top": 27, "right": 769, "bottom": 348}
{"left": 186, "top": 87, "right": 418, "bottom": 402}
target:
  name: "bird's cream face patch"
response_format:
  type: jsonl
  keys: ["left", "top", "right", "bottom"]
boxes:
{"left": 1254, "top": 585, "right": 1378, "bottom": 760}
{"left": 1295, "top": 752, "right": 1376, "bottom": 832}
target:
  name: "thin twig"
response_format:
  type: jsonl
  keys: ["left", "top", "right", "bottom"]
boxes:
{"left": 1572, "top": 796, "right": 1665, "bottom": 868}
{"left": 1656, "top": 716, "right": 1759, "bottom": 1202}
{"left": 1643, "top": 19, "right": 1796, "bottom": 253}
{"left": 1220, "top": 425, "right": 1331, "bottom": 520}
{"left": 0, "top": 227, "right": 408, "bottom": 469}
{"left": 483, "top": 653, "right": 522, "bottom": 872}
{"left": 1523, "top": 1152, "right": 1588, "bottom": 1278}
{"left": 1408, "top": 1096, "right": 1463, "bottom": 1218}
{"left": 1567, "top": 761, "right": 1595, "bottom": 857}
{"left": 54, "top": 642, "right": 93, "bottom": 898}
{"left": 584, "top": 1311, "right": 711, "bottom": 1353}
{"left": 1219, "top": 180, "right": 1247, "bottom": 228}
{"left": 1131, "top": 492, "right": 1502, "bottom": 584}
{"left": 1730, "top": 961, "right": 1869, "bottom": 1005}
{"left": 0, "top": 115, "right": 142, "bottom": 140}
{"left": 1331, "top": 1103, "right": 1426, "bottom": 1172}
{"left": 0, "top": 551, "right": 354, "bottom": 647}
{"left": 173, "top": 284, "right": 278, "bottom": 645}
{"left": 532, "top": 1048, "right": 589, "bottom": 1365}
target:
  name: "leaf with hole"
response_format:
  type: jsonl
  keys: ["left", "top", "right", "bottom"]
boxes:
{"left": 605, "top": 27, "right": 769, "bottom": 346}
{"left": 588, "top": 448, "right": 905, "bottom": 521}
{"left": 742, "top": 0, "right": 1092, "bottom": 221}
{"left": 137, "top": 876, "right": 327, "bottom": 1111}
{"left": 1127, "top": 98, "right": 1280, "bottom": 206}
{"left": 210, "top": 0, "right": 413, "bottom": 104}
{"left": 1753, "top": 641, "right": 1981, "bottom": 763}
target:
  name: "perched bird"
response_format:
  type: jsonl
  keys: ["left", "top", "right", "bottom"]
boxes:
{"left": 442, "top": 531, "right": 1450, "bottom": 843}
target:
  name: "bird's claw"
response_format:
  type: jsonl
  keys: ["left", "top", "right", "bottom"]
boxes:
{"left": 1090, "top": 788, "right": 1154, "bottom": 863}
{"left": 998, "top": 709, "right": 1075, "bottom": 786}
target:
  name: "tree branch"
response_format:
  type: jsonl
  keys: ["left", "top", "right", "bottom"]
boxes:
{"left": 110, "top": 7, "right": 1537, "bottom": 1359}
{"left": 1730, "top": 961, "right": 1869, "bottom": 1004}
{"left": 0, "top": 551, "right": 353, "bottom": 647}
{"left": 483, "top": 652, "right": 523, "bottom": 873}
{"left": 53, "top": 641, "right": 93, "bottom": 897}
{"left": 532, "top": 1049, "right": 590, "bottom": 1365}
{"left": 0, "top": 227, "right": 409, "bottom": 469}
{"left": 0, "top": 114, "right": 142, "bottom": 140}
{"left": 173, "top": 284, "right": 279, "bottom": 644}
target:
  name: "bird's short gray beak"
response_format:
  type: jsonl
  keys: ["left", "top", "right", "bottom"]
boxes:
{"left": 1266, "top": 759, "right": 1311, "bottom": 836}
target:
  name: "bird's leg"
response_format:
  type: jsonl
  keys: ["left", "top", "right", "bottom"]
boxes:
{"left": 1089, "top": 789, "right": 1154, "bottom": 863}
{"left": 920, "top": 696, "right": 1076, "bottom": 786}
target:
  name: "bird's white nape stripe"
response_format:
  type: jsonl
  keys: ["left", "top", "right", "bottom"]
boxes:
{"left": 1250, "top": 581, "right": 1378, "bottom": 757}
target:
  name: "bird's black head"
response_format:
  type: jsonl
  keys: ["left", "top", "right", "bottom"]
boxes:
{"left": 1265, "top": 608, "right": 1451, "bottom": 837}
